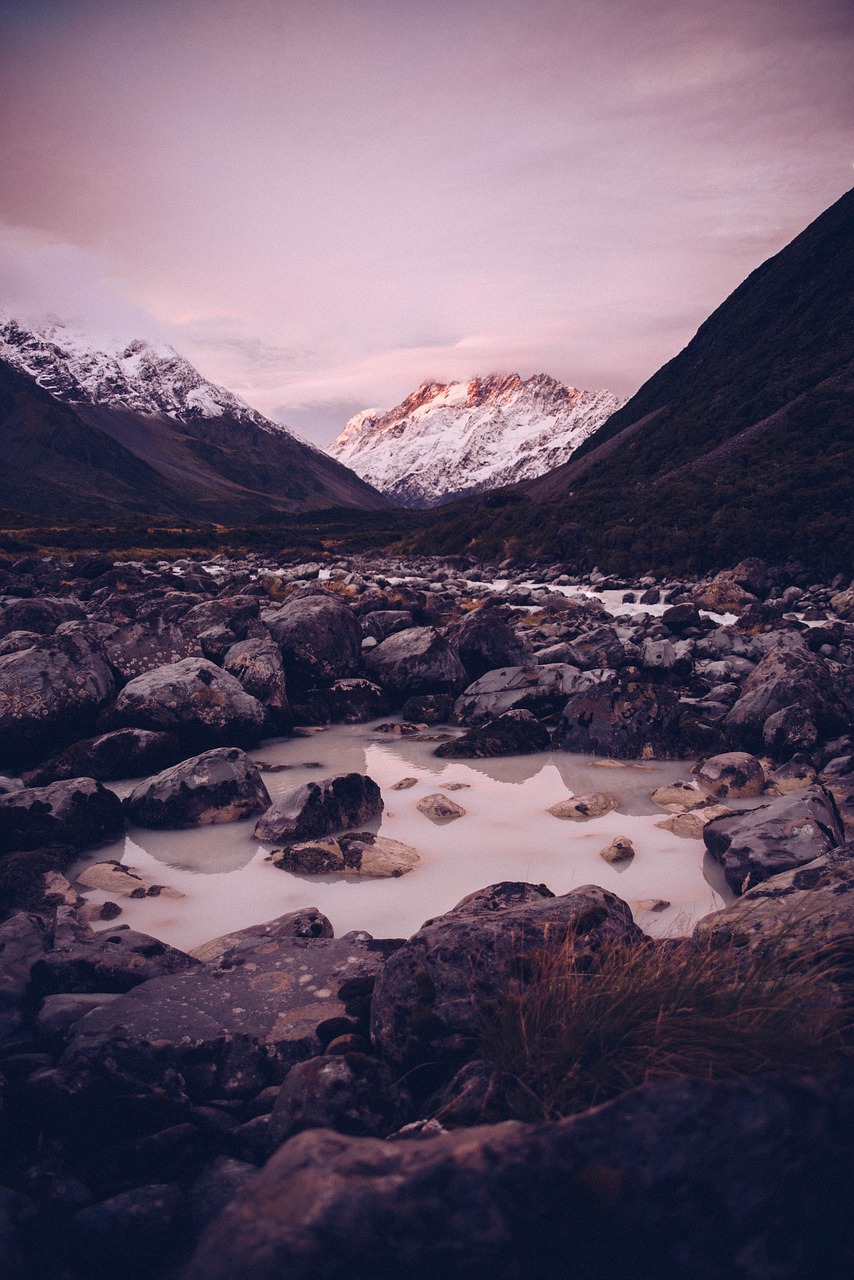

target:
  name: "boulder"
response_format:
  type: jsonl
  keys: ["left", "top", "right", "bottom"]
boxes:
{"left": 445, "top": 610, "right": 530, "bottom": 681}
{"left": 547, "top": 792, "right": 618, "bottom": 821}
{"left": 64, "top": 933, "right": 398, "bottom": 1099}
{"left": 415, "top": 793, "right": 467, "bottom": 823}
{"left": 29, "top": 927, "right": 199, "bottom": 997}
{"left": 691, "top": 577, "right": 757, "bottom": 614}
{"left": 102, "top": 618, "right": 202, "bottom": 682}
{"left": 361, "top": 610, "right": 415, "bottom": 641}
{"left": 180, "top": 595, "right": 261, "bottom": 639}
{"left": 364, "top": 627, "right": 467, "bottom": 703}
{"left": 0, "top": 910, "right": 49, "bottom": 1040}
{"left": 400, "top": 693, "right": 454, "bottom": 724}
{"left": 263, "top": 595, "right": 362, "bottom": 692}
{"left": 0, "top": 632, "right": 115, "bottom": 768}
{"left": 694, "top": 752, "right": 765, "bottom": 799}
{"left": 434, "top": 709, "right": 550, "bottom": 758}
{"left": 124, "top": 747, "right": 271, "bottom": 829}
{"left": 71, "top": 1183, "right": 181, "bottom": 1274}
{"left": 21, "top": 728, "right": 182, "bottom": 787}
{"left": 190, "top": 908, "right": 335, "bottom": 963}
{"left": 453, "top": 663, "right": 581, "bottom": 725}
{"left": 696, "top": 840, "right": 854, "bottom": 952}
{"left": 223, "top": 639, "right": 292, "bottom": 732}
{"left": 703, "top": 785, "right": 844, "bottom": 894}
{"left": 254, "top": 774, "right": 383, "bottom": 843}
{"left": 271, "top": 833, "right": 419, "bottom": 878}
{"left": 0, "top": 596, "right": 83, "bottom": 638}
{"left": 0, "top": 778, "right": 124, "bottom": 854}
{"left": 324, "top": 678, "right": 389, "bottom": 723}
{"left": 555, "top": 670, "right": 683, "bottom": 760}
{"left": 269, "top": 1054, "right": 405, "bottom": 1144}
{"left": 76, "top": 861, "right": 182, "bottom": 898}
{"left": 723, "top": 645, "right": 849, "bottom": 758}
{"left": 112, "top": 658, "right": 266, "bottom": 752}
{"left": 564, "top": 625, "right": 629, "bottom": 671}
{"left": 371, "top": 882, "right": 639, "bottom": 1073}
{"left": 183, "top": 1074, "right": 854, "bottom": 1280}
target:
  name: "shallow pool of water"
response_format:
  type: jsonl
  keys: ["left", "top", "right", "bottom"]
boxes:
{"left": 70, "top": 722, "right": 738, "bottom": 951}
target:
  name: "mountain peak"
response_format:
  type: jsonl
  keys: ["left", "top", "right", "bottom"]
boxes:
{"left": 0, "top": 316, "right": 289, "bottom": 436}
{"left": 327, "top": 372, "right": 624, "bottom": 507}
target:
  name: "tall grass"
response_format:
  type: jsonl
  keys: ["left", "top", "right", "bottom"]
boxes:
{"left": 480, "top": 934, "right": 852, "bottom": 1122}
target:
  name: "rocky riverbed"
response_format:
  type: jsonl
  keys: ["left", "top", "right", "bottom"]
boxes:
{"left": 0, "top": 548, "right": 853, "bottom": 1279}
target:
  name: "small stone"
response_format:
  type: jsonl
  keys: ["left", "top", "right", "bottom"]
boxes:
{"left": 651, "top": 782, "right": 707, "bottom": 810}
{"left": 600, "top": 836, "right": 635, "bottom": 864}
{"left": 656, "top": 806, "right": 730, "bottom": 838}
{"left": 416, "top": 793, "right": 467, "bottom": 823}
{"left": 694, "top": 752, "right": 765, "bottom": 799}
{"left": 390, "top": 777, "right": 418, "bottom": 790}
{"left": 547, "top": 792, "right": 618, "bottom": 821}
{"left": 631, "top": 899, "right": 670, "bottom": 913}
{"left": 76, "top": 862, "right": 148, "bottom": 897}
{"left": 42, "top": 871, "right": 80, "bottom": 906}
{"left": 443, "top": 782, "right": 470, "bottom": 791}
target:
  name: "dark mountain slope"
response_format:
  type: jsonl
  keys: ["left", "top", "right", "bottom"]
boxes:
{"left": 408, "top": 189, "right": 854, "bottom": 574}
{"left": 0, "top": 359, "right": 390, "bottom": 523}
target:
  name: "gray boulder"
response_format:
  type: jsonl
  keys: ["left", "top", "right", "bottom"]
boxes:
{"left": 723, "top": 645, "right": 850, "bottom": 758}
{"left": 254, "top": 773, "right": 383, "bottom": 843}
{"left": 371, "top": 882, "right": 640, "bottom": 1072}
{"left": 363, "top": 627, "right": 467, "bottom": 703}
{"left": 555, "top": 670, "right": 683, "bottom": 759}
{"left": 453, "top": 663, "right": 580, "bottom": 725}
{"left": 263, "top": 595, "right": 362, "bottom": 692}
{"left": 113, "top": 658, "right": 266, "bottom": 752}
{"left": 30, "top": 926, "right": 199, "bottom": 997}
{"left": 124, "top": 747, "right": 271, "bottom": 828}
{"left": 64, "top": 932, "right": 398, "bottom": 1099}
{"left": 223, "top": 639, "right": 292, "bottom": 731}
{"left": 269, "top": 1053, "right": 405, "bottom": 1144}
{"left": 102, "top": 618, "right": 202, "bottom": 682}
{"left": 703, "top": 785, "right": 844, "bottom": 894}
{"left": 21, "top": 728, "right": 181, "bottom": 787}
{"left": 694, "top": 751, "right": 765, "bottom": 799}
{"left": 0, "top": 778, "right": 124, "bottom": 854}
{"left": 0, "top": 632, "right": 115, "bottom": 768}
{"left": 434, "top": 708, "right": 550, "bottom": 758}
{"left": 445, "top": 610, "right": 530, "bottom": 681}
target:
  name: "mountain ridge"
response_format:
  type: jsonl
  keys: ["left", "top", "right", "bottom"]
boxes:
{"left": 327, "top": 372, "right": 623, "bottom": 507}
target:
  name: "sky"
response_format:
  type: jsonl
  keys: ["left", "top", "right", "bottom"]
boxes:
{"left": 0, "top": 0, "right": 851, "bottom": 444}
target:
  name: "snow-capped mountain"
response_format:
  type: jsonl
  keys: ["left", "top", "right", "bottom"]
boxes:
{"left": 326, "top": 373, "right": 624, "bottom": 507}
{"left": 0, "top": 315, "right": 390, "bottom": 520}
{"left": 0, "top": 315, "right": 289, "bottom": 437}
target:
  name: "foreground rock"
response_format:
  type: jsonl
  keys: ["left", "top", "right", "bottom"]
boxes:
{"left": 0, "top": 778, "right": 124, "bottom": 854}
{"left": 703, "top": 785, "right": 844, "bottom": 893}
{"left": 0, "top": 632, "right": 115, "bottom": 768}
{"left": 64, "top": 931, "right": 399, "bottom": 1098}
{"left": 113, "top": 658, "right": 266, "bottom": 752}
{"left": 434, "top": 709, "right": 550, "bottom": 758}
{"left": 223, "top": 639, "right": 292, "bottom": 732}
{"left": 271, "top": 832, "right": 419, "bottom": 877}
{"left": 21, "top": 728, "right": 182, "bottom": 787}
{"left": 453, "top": 663, "right": 579, "bottom": 725}
{"left": 263, "top": 594, "right": 362, "bottom": 692}
{"left": 371, "top": 882, "right": 640, "bottom": 1074}
{"left": 696, "top": 840, "right": 854, "bottom": 953}
{"left": 185, "top": 1074, "right": 854, "bottom": 1280}
{"left": 254, "top": 774, "right": 383, "bottom": 843}
{"left": 124, "top": 748, "right": 271, "bottom": 828}
{"left": 694, "top": 751, "right": 766, "bottom": 798}
{"left": 723, "top": 645, "right": 850, "bottom": 758}
{"left": 555, "top": 670, "right": 682, "bottom": 759}
{"left": 363, "top": 627, "right": 467, "bottom": 703}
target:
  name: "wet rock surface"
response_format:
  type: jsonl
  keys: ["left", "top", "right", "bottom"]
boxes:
{"left": 124, "top": 747, "right": 271, "bottom": 828}
{"left": 703, "top": 784, "right": 844, "bottom": 893}
{"left": 270, "top": 832, "right": 419, "bottom": 877}
{"left": 254, "top": 772, "right": 383, "bottom": 842}
{"left": 0, "top": 778, "right": 124, "bottom": 854}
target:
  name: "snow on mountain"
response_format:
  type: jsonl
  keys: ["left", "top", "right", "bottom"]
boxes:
{"left": 326, "top": 373, "right": 624, "bottom": 507}
{"left": 0, "top": 315, "right": 292, "bottom": 437}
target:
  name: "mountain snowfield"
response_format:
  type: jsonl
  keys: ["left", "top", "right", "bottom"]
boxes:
{"left": 0, "top": 315, "right": 294, "bottom": 438}
{"left": 326, "top": 373, "right": 624, "bottom": 507}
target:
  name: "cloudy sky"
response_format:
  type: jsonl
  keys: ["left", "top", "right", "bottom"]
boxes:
{"left": 0, "top": 0, "right": 851, "bottom": 443}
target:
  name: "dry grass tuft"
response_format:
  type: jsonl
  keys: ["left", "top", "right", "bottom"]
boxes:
{"left": 480, "top": 933, "right": 852, "bottom": 1121}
